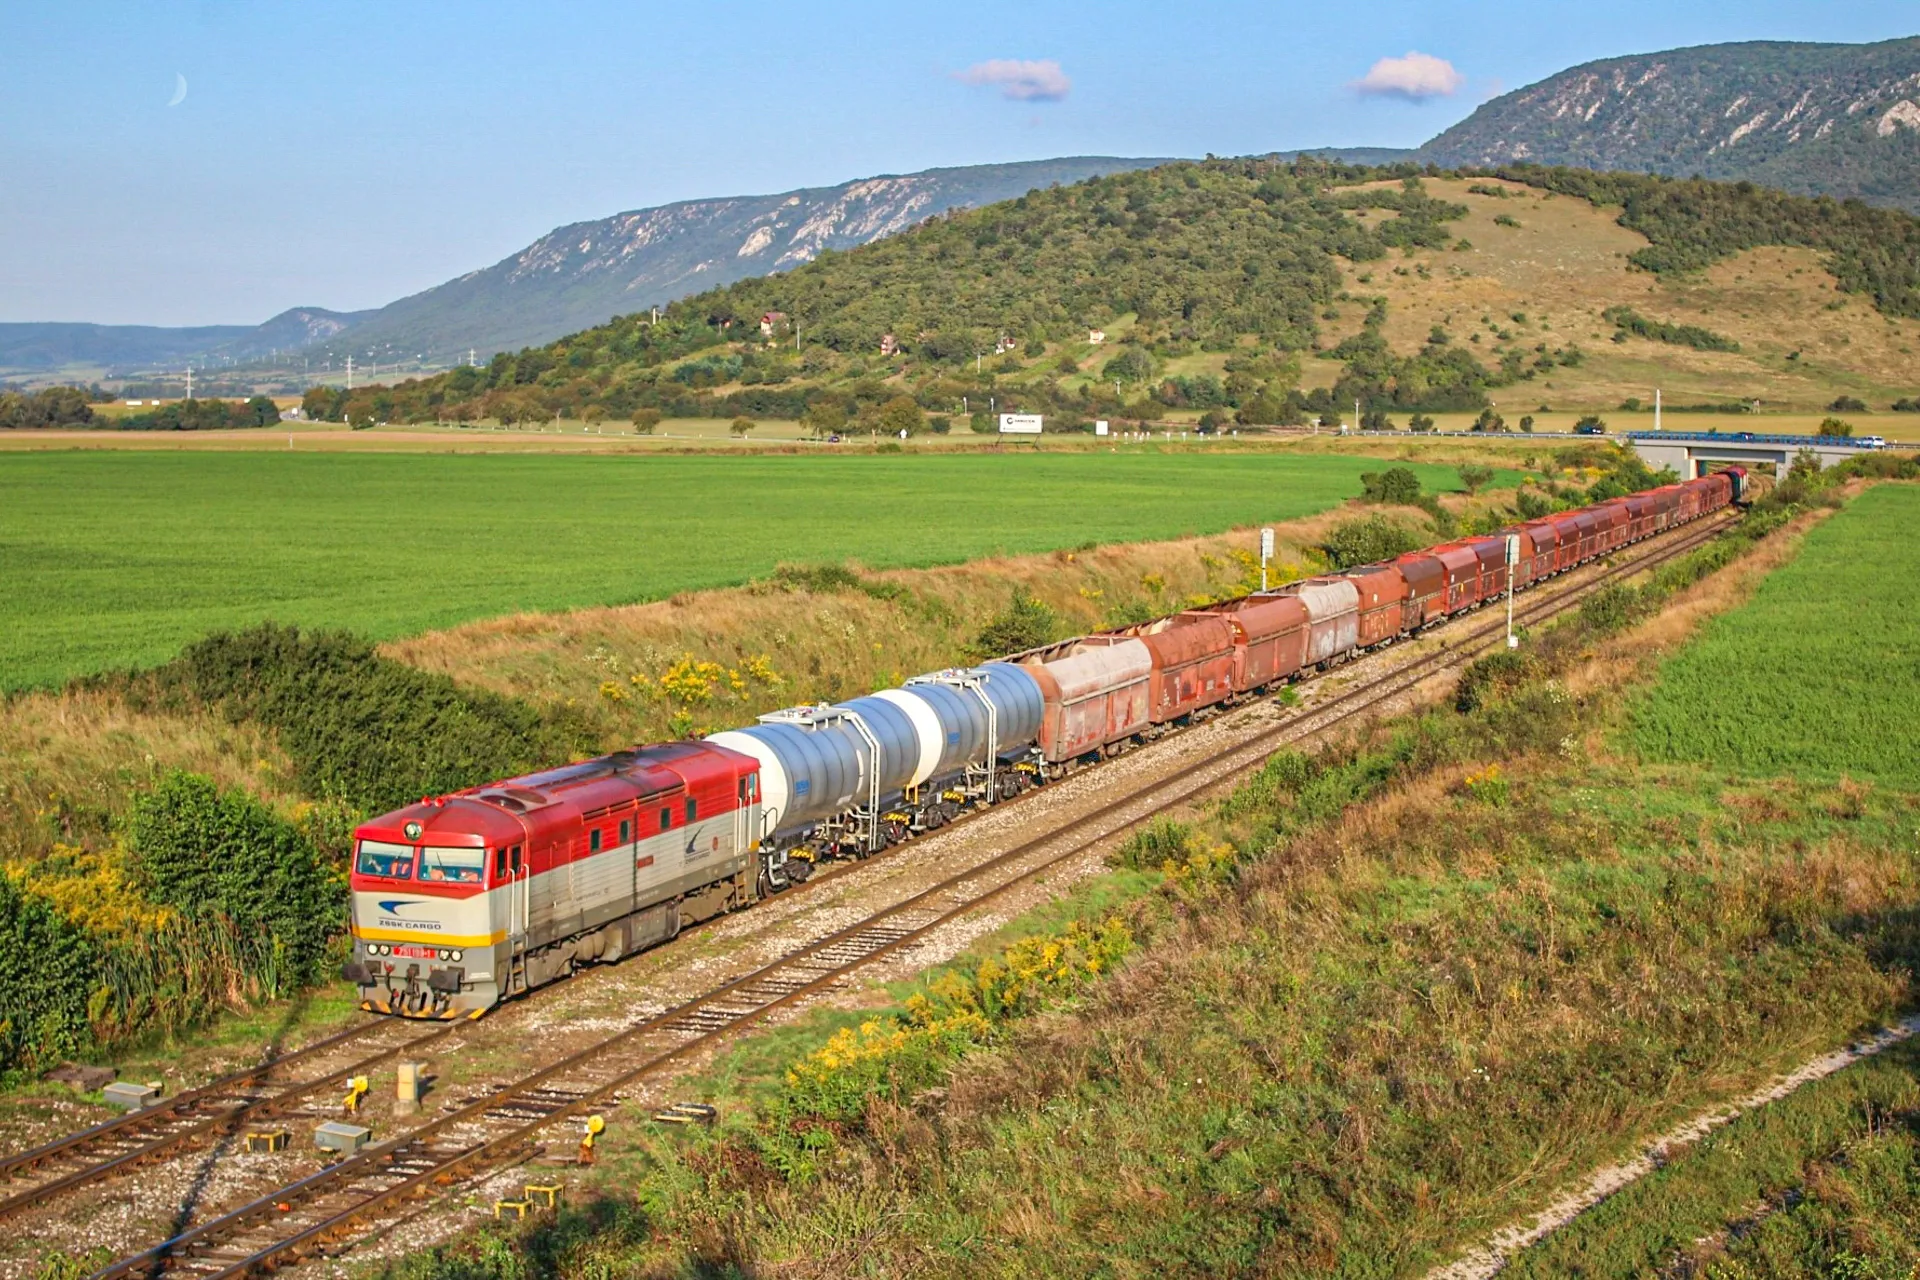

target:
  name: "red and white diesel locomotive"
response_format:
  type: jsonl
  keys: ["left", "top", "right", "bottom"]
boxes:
{"left": 347, "top": 469, "right": 1744, "bottom": 1017}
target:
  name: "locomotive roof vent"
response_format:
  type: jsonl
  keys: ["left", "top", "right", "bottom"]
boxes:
{"left": 477, "top": 786, "right": 548, "bottom": 812}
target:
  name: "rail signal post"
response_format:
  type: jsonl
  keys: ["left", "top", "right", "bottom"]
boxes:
{"left": 1260, "top": 527, "right": 1274, "bottom": 591}
{"left": 1505, "top": 534, "right": 1521, "bottom": 649}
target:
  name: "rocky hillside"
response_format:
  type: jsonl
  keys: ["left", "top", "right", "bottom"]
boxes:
{"left": 1421, "top": 36, "right": 1920, "bottom": 211}
{"left": 305, "top": 157, "right": 1166, "bottom": 365}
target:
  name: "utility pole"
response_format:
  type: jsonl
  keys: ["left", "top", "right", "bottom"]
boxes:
{"left": 1654, "top": 387, "right": 1662, "bottom": 432}
{"left": 346, "top": 355, "right": 353, "bottom": 390}
{"left": 468, "top": 348, "right": 476, "bottom": 368}
{"left": 185, "top": 366, "right": 193, "bottom": 400}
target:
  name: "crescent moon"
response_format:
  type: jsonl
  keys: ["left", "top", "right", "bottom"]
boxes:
{"left": 168, "top": 73, "right": 187, "bottom": 107}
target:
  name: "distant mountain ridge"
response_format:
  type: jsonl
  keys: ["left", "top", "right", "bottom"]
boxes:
{"left": 305, "top": 156, "right": 1172, "bottom": 366}
{"left": 0, "top": 307, "right": 369, "bottom": 375}
{"left": 1419, "top": 36, "right": 1920, "bottom": 211}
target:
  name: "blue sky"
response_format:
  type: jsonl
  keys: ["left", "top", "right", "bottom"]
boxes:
{"left": 3, "top": 0, "right": 1915, "bottom": 326}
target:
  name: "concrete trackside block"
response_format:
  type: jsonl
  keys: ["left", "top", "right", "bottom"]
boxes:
{"left": 314, "top": 1122, "right": 371, "bottom": 1153}
{"left": 102, "top": 1082, "right": 159, "bottom": 1111}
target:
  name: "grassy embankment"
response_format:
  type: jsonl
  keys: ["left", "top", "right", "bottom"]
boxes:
{"left": 358, "top": 473, "right": 1920, "bottom": 1276}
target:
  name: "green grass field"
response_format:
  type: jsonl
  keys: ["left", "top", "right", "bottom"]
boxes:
{"left": 1632, "top": 485, "right": 1920, "bottom": 787}
{"left": 0, "top": 450, "right": 1491, "bottom": 690}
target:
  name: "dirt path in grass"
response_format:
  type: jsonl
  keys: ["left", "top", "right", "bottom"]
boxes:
{"left": 1425, "top": 1015, "right": 1920, "bottom": 1280}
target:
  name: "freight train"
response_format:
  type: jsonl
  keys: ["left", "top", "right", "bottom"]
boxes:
{"left": 345, "top": 469, "right": 1743, "bottom": 1017}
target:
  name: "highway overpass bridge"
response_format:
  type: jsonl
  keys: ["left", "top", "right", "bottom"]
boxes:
{"left": 1626, "top": 431, "right": 1889, "bottom": 478}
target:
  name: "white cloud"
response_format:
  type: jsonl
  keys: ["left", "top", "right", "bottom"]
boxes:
{"left": 956, "top": 59, "right": 1071, "bottom": 102}
{"left": 1352, "top": 52, "right": 1465, "bottom": 101}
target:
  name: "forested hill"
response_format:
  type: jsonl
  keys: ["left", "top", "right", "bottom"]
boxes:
{"left": 1419, "top": 36, "right": 1920, "bottom": 212}
{"left": 301, "top": 157, "right": 1170, "bottom": 367}
{"left": 301, "top": 157, "right": 1920, "bottom": 431}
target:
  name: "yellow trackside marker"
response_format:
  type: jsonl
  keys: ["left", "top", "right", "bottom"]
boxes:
{"left": 578, "top": 1114, "right": 605, "bottom": 1166}
{"left": 343, "top": 1076, "right": 369, "bottom": 1115}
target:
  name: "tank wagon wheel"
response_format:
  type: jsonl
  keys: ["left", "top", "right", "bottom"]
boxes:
{"left": 921, "top": 806, "right": 948, "bottom": 831}
{"left": 786, "top": 857, "right": 813, "bottom": 884}
{"left": 883, "top": 818, "right": 911, "bottom": 845}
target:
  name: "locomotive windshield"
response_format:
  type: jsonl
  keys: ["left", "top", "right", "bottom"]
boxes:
{"left": 356, "top": 839, "right": 415, "bottom": 879}
{"left": 420, "top": 846, "right": 486, "bottom": 884}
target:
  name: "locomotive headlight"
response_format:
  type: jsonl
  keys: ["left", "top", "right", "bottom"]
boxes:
{"left": 449, "top": 950, "right": 462, "bottom": 963}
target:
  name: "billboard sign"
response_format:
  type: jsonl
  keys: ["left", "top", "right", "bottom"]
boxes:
{"left": 998, "top": 413, "right": 1043, "bottom": 435}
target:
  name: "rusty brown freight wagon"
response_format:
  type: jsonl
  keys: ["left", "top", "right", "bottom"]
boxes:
{"left": 1427, "top": 542, "right": 1486, "bottom": 613}
{"left": 1390, "top": 551, "right": 1449, "bottom": 628}
{"left": 1184, "top": 594, "right": 1311, "bottom": 693}
{"left": 1021, "top": 637, "right": 1153, "bottom": 763}
{"left": 1116, "top": 613, "right": 1238, "bottom": 722}
{"left": 1341, "top": 563, "right": 1409, "bottom": 646}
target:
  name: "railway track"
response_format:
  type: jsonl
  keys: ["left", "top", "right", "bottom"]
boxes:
{"left": 0, "top": 1018, "right": 464, "bottom": 1228}
{"left": 73, "top": 508, "right": 1740, "bottom": 1280}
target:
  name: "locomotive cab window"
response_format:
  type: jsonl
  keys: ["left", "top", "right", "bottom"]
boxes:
{"left": 685, "top": 796, "right": 698, "bottom": 824}
{"left": 420, "top": 846, "right": 485, "bottom": 884}
{"left": 589, "top": 829, "right": 602, "bottom": 853}
{"left": 510, "top": 845, "right": 523, "bottom": 873}
{"left": 619, "top": 819, "right": 631, "bottom": 845}
{"left": 493, "top": 847, "right": 507, "bottom": 879}
{"left": 659, "top": 806, "right": 672, "bottom": 831}
{"left": 356, "top": 840, "right": 415, "bottom": 880}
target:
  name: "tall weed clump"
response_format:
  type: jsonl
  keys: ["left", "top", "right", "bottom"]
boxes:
{"left": 0, "top": 874, "right": 104, "bottom": 1078}
{"left": 0, "top": 770, "right": 344, "bottom": 1076}
{"left": 127, "top": 770, "right": 342, "bottom": 979}
{"left": 119, "top": 624, "right": 584, "bottom": 813}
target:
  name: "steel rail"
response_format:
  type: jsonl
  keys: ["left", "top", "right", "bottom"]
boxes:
{"left": 84, "top": 508, "right": 1739, "bottom": 1280}
{"left": 0, "top": 1018, "right": 465, "bottom": 1225}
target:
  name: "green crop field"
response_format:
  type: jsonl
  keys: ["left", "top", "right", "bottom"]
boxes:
{"left": 0, "top": 451, "right": 1494, "bottom": 690}
{"left": 1633, "top": 484, "right": 1920, "bottom": 786}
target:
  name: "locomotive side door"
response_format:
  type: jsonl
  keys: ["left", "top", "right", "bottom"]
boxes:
{"left": 498, "top": 839, "right": 529, "bottom": 994}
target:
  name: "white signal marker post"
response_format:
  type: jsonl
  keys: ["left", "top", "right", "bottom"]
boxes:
{"left": 1260, "top": 527, "right": 1275, "bottom": 591}
{"left": 1505, "top": 533, "right": 1521, "bottom": 649}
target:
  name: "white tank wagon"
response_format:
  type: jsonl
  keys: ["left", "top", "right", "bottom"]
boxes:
{"left": 707, "top": 662, "right": 1044, "bottom": 883}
